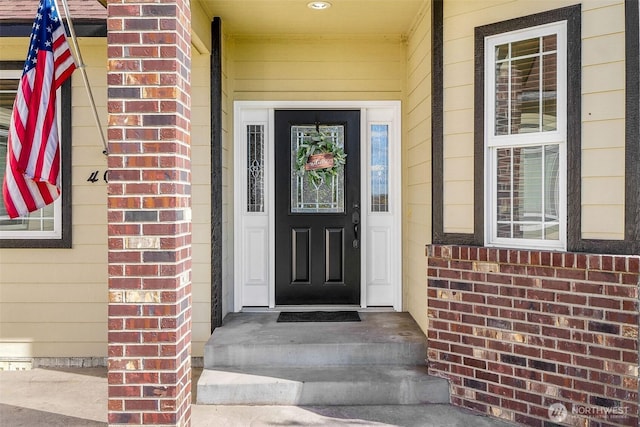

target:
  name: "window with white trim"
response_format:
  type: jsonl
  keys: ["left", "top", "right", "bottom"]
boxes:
{"left": 0, "top": 65, "right": 70, "bottom": 246}
{"left": 485, "top": 22, "right": 567, "bottom": 250}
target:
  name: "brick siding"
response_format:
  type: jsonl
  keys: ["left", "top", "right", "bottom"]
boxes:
{"left": 107, "top": 1, "right": 192, "bottom": 425}
{"left": 426, "top": 244, "right": 639, "bottom": 427}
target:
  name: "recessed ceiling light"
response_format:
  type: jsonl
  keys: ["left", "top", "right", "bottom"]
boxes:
{"left": 307, "top": 1, "right": 331, "bottom": 10}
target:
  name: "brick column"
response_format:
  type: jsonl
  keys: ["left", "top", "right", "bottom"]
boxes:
{"left": 106, "top": 1, "right": 192, "bottom": 425}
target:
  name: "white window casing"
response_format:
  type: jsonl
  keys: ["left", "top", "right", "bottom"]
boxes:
{"left": 484, "top": 22, "right": 568, "bottom": 251}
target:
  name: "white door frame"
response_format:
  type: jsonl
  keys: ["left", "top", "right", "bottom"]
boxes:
{"left": 233, "top": 100, "right": 402, "bottom": 311}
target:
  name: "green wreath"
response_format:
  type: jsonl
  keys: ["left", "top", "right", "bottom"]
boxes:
{"left": 295, "top": 130, "right": 347, "bottom": 186}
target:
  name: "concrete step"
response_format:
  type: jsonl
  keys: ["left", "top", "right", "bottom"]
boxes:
{"left": 205, "top": 341, "right": 427, "bottom": 368}
{"left": 203, "top": 312, "right": 427, "bottom": 368}
{"left": 196, "top": 365, "right": 450, "bottom": 406}
{"left": 198, "top": 312, "right": 448, "bottom": 407}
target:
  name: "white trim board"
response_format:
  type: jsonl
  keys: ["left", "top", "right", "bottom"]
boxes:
{"left": 233, "top": 101, "right": 402, "bottom": 312}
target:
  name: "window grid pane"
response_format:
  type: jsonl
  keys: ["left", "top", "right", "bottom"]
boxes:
{"left": 494, "top": 36, "right": 557, "bottom": 136}
{"left": 494, "top": 144, "right": 560, "bottom": 241}
{"left": 496, "top": 147, "right": 512, "bottom": 224}
{"left": 542, "top": 53, "right": 557, "bottom": 131}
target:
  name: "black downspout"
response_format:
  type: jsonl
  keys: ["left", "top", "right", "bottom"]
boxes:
{"left": 210, "top": 17, "right": 223, "bottom": 331}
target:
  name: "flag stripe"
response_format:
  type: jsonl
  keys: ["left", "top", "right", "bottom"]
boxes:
{"left": 33, "top": 57, "right": 57, "bottom": 182}
{"left": 6, "top": 155, "right": 38, "bottom": 215}
{"left": 53, "top": 28, "right": 75, "bottom": 85}
{"left": 2, "top": 0, "right": 75, "bottom": 219}
{"left": 26, "top": 60, "right": 48, "bottom": 176}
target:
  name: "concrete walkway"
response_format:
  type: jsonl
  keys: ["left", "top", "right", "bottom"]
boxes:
{"left": 0, "top": 367, "right": 516, "bottom": 426}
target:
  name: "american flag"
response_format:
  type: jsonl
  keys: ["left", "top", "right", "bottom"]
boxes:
{"left": 2, "top": 0, "right": 75, "bottom": 218}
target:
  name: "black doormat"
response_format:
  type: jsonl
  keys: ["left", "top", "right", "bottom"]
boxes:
{"left": 277, "top": 311, "right": 361, "bottom": 322}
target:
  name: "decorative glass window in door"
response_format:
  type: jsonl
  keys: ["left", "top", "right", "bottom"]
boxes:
{"left": 291, "top": 125, "right": 345, "bottom": 213}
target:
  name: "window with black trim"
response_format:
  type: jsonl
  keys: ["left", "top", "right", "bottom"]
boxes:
{"left": 469, "top": 5, "right": 581, "bottom": 252}
{"left": 0, "top": 62, "right": 71, "bottom": 248}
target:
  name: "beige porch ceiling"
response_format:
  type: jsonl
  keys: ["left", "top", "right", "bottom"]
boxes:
{"left": 196, "top": 0, "right": 425, "bottom": 35}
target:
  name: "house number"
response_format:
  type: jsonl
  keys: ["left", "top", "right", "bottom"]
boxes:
{"left": 87, "top": 170, "right": 108, "bottom": 183}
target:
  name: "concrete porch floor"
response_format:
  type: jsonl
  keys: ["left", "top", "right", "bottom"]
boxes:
{"left": 203, "top": 311, "right": 429, "bottom": 367}
{"left": 209, "top": 311, "right": 425, "bottom": 346}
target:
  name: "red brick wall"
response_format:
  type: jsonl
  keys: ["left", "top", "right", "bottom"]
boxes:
{"left": 107, "top": 1, "right": 192, "bottom": 425}
{"left": 426, "top": 244, "right": 639, "bottom": 427}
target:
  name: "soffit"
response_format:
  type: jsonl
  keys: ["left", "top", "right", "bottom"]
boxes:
{"left": 197, "top": 0, "right": 426, "bottom": 36}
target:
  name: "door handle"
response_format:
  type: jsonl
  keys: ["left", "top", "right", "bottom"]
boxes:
{"left": 353, "top": 224, "right": 359, "bottom": 249}
{"left": 352, "top": 209, "right": 360, "bottom": 248}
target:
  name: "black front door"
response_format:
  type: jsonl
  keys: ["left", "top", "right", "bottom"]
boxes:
{"left": 275, "top": 110, "right": 361, "bottom": 305}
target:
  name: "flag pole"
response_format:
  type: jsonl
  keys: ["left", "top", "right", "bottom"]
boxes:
{"left": 57, "top": 0, "right": 109, "bottom": 155}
